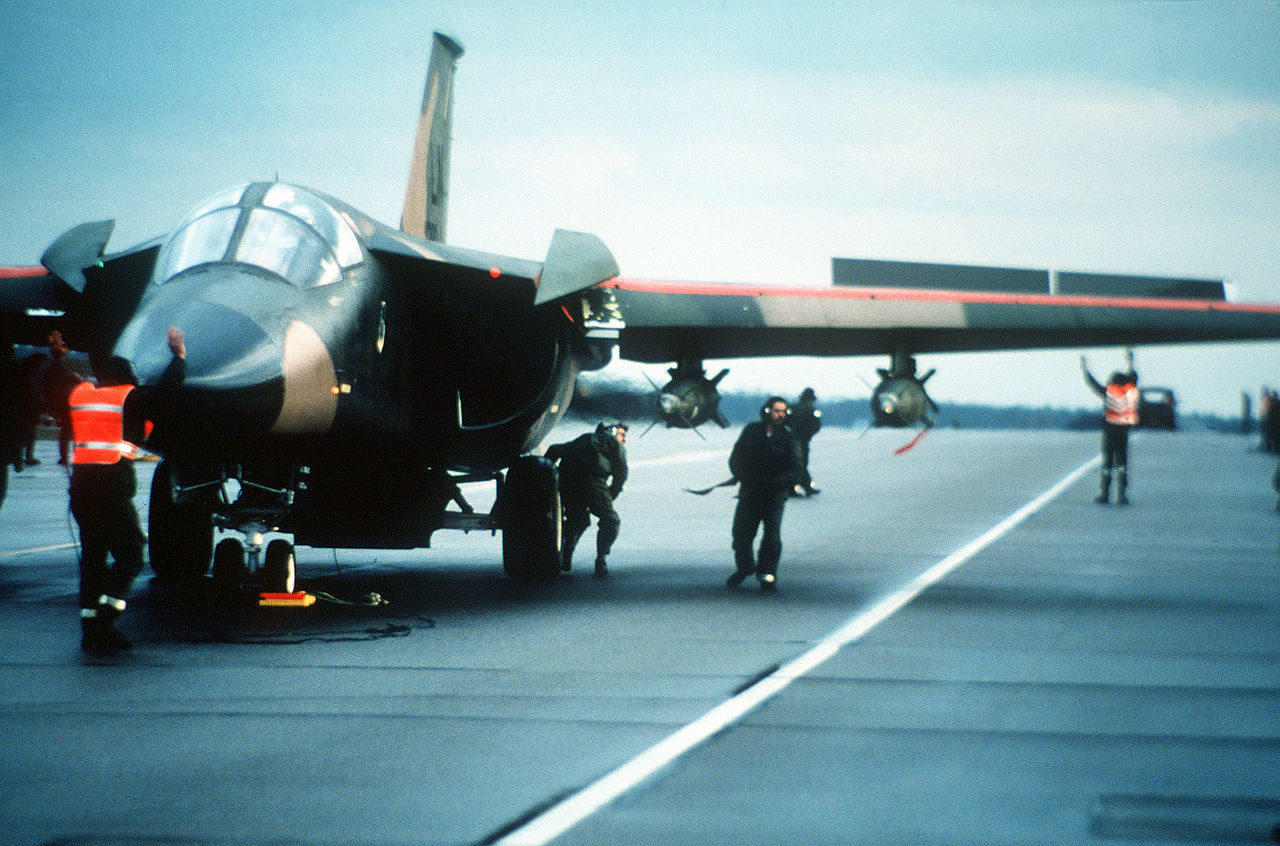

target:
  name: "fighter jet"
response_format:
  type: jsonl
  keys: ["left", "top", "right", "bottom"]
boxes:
{"left": 4, "top": 32, "right": 1280, "bottom": 591}
{"left": 1, "top": 34, "right": 621, "bottom": 588}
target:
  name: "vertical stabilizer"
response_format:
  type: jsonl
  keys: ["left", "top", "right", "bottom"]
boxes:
{"left": 401, "top": 32, "right": 464, "bottom": 242}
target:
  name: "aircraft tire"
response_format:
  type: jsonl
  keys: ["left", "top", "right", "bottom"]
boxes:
{"left": 262, "top": 539, "right": 297, "bottom": 594}
{"left": 501, "top": 456, "right": 562, "bottom": 583}
{"left": 147, "top": 460, "right": 213, "bottom": 582}
{"left": 211, "top": 538, "right": 247, "bottom": 595}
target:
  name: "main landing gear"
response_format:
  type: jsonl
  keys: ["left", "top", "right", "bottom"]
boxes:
{"left": 148, "top": 460, "right": 214, "bottom": 582}
{"left": 498, "top": 455, "right": 562, "bottom": 583}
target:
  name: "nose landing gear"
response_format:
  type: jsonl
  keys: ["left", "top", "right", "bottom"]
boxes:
{"left": 209, "top": 527, "right": 296, "bottom": 596}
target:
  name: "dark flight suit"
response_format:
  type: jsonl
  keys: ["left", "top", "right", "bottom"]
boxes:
{"left": 545, "top": 426, "right": 628, "bottom": 574}
{"left": 13, "top": 352, "right": 45, "bottom": 467}
{"left": 0, "top": 345, "right": 18, "bottom": 510}
{"left": 40, "top": 334, "right": 81, "bottom": 465}
{"left": 791, "top": 390, "right": 822, "bottom": 495}
{"left": 729, "top": 419, "right": 803, "bottom": 583}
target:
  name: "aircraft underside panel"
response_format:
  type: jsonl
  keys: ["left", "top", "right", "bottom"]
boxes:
{"left": 165, "top": 446, "right": 469, "bottom": 550}
{"left": 287, "top": 458, "right": 464, "bottom": 549}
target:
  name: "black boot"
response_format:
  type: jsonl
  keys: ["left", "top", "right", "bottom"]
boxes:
{"left": 80, "top": 615, "right": 100, "bottom": 652}
{"left": 81, "top": 615, "right": 130, "bottom": 652}
{"left": 92, "top": 603, "right": 132, "bottom": 652}
{"left": 1095, "top": 472, "right": 1111, "bottom": 505}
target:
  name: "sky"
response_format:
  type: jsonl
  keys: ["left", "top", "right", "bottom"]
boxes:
{"left": 2, "top": 0, "right": 1278, "bottom": 416}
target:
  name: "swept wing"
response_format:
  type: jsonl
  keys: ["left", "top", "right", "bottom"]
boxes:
{"left": 606, "top": 263, "right": 1280, "bottom": 365}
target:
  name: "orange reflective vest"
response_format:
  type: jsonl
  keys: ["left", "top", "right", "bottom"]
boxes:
{"left": 69, "top": 383, "right": 139, "bottom": 465}
{"left": 1104, "top": 382, "right": 1139, "bottom": 426}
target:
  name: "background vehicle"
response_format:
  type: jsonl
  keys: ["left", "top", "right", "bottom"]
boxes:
{"left": 1139, "top": 387, "right": 1177, "bottom": 430}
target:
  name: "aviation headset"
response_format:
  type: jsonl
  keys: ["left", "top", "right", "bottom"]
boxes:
{"left": 760, "top": 396, "right": 791, "bottom": 420}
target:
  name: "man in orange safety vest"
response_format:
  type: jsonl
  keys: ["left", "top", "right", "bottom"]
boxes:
{"left": 70, "top": 329, "right": 185, "bottom": 652}
{"left": 1081, "top": 350, "right": 1139, "bottom": 506}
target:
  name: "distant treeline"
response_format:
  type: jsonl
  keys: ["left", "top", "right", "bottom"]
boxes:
{"left": 567, "top": 377, "right": 1246, "bottom": 434}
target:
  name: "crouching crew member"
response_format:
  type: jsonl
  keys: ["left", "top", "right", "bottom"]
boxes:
{"left": 71, "top": 329, "right": 185, "bottom": 652}
{"left": 545, "top": 422, "right": 628, "bottom": 577}
{"left": 727, "top": 396, "right": 804, "bottom": 591}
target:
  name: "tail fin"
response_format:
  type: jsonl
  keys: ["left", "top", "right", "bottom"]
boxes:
{"left": 401, "top": 31, "right": 464, "bottom": 242}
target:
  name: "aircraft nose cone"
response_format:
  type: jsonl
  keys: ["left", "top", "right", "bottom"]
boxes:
{"left": 114, "top": 267, "right": 336, "bottom": 437}
{"left": 123, "top": 299, "right": 282, "bottom": 390}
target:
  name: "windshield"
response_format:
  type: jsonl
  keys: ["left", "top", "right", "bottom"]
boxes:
{"left": 152, "top": 183, "right": 363, "bottom": 287}
{"left": 262, "top": 183, "right": 363, "bottom": 266}
{"left": 235, "top": 209, "right": 342, "bottom": 288}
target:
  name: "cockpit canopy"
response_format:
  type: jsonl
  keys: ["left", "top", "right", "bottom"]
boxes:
{"left": 153, "top": 182, "right": 364, "bottom": 288}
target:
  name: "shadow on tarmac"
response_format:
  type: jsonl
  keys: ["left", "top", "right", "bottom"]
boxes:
{"left": 117, "top": 553, "right": 879, "bottom": 648}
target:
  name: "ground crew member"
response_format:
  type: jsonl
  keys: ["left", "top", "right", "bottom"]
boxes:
{"left": 41, "top": 331, "right": 82, "bottom": 465}
{"left": 1262, "top": 389, "right": 1280, "bottom": 454}
{"left": 791, "top": 387, "right": 822, "bottom": 496}
{"left": 545, "top": 421, "right": 628, "bottom": 577}
{"left": 71, "top": 329, "right": 185, "bottom": 652}
{"left": 0, "top": 344, "right": 18, "bottom": 511}
{"left": 727, "top": 396, "right": 804, "bottom": 591}
{"left": 1082, "top": 351, "right": 1139, "bottom": 505}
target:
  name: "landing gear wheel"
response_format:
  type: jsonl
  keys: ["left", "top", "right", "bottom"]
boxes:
{"left": 211, "top": 538, "right": 247, "bottom": 595}
{"left": 148, "top": 460, "right": 213, "bottom": 582}
{"left": 500, "top": 456, "right": 562, "bottom": 583}
{"left": 262, "top": 539, "right": 296, "bottom": 594}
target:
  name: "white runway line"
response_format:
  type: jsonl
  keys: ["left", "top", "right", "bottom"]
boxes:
{"left": 495, "top": 454, "right": 1101, "bottom": 846}
{"left": 631, "top": 448, "right": 727, "bottom": 468}
{"left": 0, "top": 543, "right": 77, "bottom": 559}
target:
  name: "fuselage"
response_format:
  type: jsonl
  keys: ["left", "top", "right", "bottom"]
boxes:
{"left": 112, "top": 182, "right": 582, "bottom": 547}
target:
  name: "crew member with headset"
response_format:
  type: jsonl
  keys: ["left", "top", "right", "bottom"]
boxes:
{"left": 70, "top": 328, "right": 185, "bottom": 652}
{"left": 1081, "top": 350, "right": 1139, "bottom": 506}
{"left": 545, "top": 421, "right": 629, "bottom": 577}
{"left": 727, "top": 396, "right": 804, "bottom": 591}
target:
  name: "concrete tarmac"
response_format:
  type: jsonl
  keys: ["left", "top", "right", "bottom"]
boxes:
{"left": 0, "top": 425, "right": 1277, "bottom": 845}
